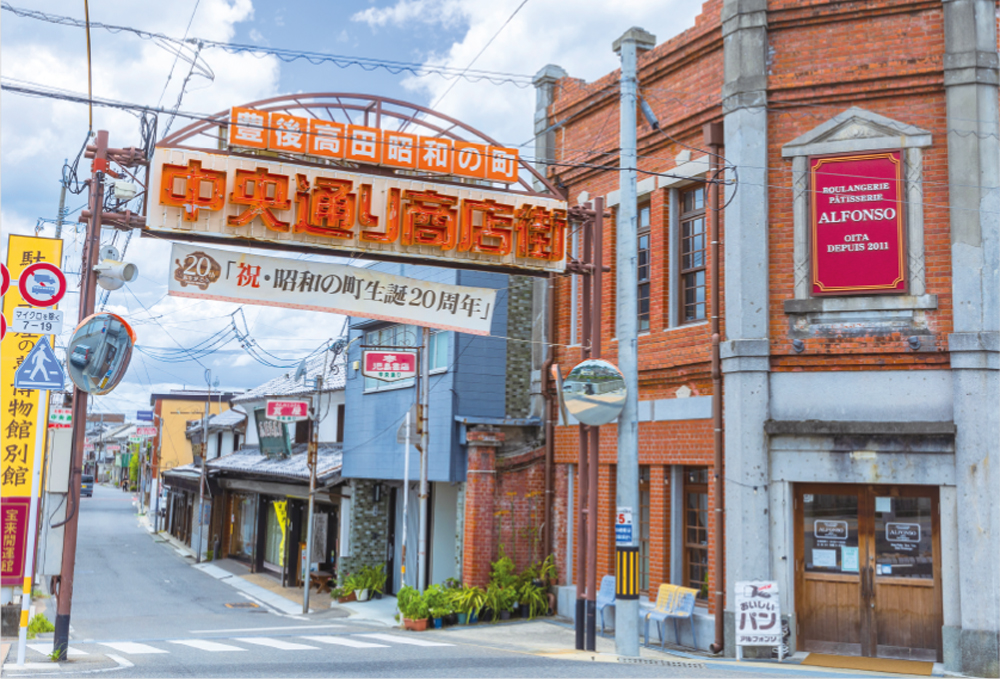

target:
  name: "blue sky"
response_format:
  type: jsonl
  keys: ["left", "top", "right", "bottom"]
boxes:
{"left": 1, "top": 0, "right": 701, "bottom": 417}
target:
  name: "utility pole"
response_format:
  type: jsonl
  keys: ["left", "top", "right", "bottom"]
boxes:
{"left": 417, "top": 327, "right": 430, "bottom": 591}
{"left": 53, "top": 131, "right": 146, "bottom": 660}
{"left": 54, "top": 178, "right": 67, "bottom": 240}
{"left": 53, "top": 130, "right": 106, "bottom": 661}
{"left": 197, "top": 371, "right": 210, "bottom": 564}
{"left": 401, "top": 407, "right": 411, "bottom": 589}
{"left": 303, "top": 376, "right": 321, "bottom": 613}
{"left": 613, "top": 27, "right": 655, "bottom": 658}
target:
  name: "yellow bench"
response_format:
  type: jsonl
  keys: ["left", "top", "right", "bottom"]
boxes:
{"left": 642, "top": 584, "right": 699, "bottom": 649}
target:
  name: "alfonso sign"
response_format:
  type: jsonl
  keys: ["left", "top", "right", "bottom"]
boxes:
{"left": 148, "top": 148, "right": 567, "bottom": 274}
{"left": 810, "top": 151, "right": 906, "bottom": 295}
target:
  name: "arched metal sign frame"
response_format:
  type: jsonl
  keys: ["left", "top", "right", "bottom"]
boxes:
{"left": 158, "top": 92, "right": 562, "bottom": 199}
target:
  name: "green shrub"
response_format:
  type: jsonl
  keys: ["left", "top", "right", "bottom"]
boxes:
{"left": 396, "top": 585, "right": 429, "bottom": 620}
{"left": 27, "top": 613, "right": 54, "bottom": 640}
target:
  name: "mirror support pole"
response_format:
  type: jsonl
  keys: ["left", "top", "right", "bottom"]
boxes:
{"left": 53, "top": 131, "right": 108, "bottom": 662}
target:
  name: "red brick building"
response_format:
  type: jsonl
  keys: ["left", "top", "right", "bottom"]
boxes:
{"left": 531, "top": 1, "right": 997, "bottom": 674}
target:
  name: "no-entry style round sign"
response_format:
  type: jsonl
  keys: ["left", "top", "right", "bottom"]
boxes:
{"left": 18, "top": 262, "right": 66, "bottom": 307}
{"left": 1, "top": 263, "right": 9, "bottom": 297}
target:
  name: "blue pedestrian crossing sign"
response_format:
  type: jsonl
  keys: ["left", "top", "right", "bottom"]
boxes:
{"left": 14, "top": 336, "right": 65, "bottom": 391}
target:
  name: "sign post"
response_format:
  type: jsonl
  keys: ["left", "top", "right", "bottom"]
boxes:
{"left": 12, "top": 336, "right": 65, "bottom": 666}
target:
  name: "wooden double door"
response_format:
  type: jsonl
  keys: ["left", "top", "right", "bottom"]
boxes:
{"left": 795, "top": 484, "right": 941, "bottom": 662}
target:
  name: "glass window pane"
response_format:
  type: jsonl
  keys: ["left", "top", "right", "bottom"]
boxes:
{"left": 874, "top": 496, "right": 933, "bottom": 579}
{"left": 803, "top": 492, "right": 859, "bottom": 574}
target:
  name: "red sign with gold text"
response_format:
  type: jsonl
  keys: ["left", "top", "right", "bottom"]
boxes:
{"left": 810, "top": 151, "right": 906, "bottom": 295}
{"left": 1, "top": 498, "right": 31, "bottom": 586}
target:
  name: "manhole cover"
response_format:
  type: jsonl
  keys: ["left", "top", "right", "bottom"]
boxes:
{"left": 224, "top": 602, "right": 260, "bottom": 609}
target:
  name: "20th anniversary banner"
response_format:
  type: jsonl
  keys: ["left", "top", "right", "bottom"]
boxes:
{"left": 167, "top": 243, "right": 497, "bottom": 336}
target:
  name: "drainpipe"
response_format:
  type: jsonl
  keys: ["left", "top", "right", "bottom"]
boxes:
{"left": 705, "top": 122, "right": 725, "bottom": 655}
{"left": 542, "top": 273, "right": 556, "bottom": 559}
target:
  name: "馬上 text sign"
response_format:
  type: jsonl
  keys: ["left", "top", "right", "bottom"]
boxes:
{"left": 811, "top": 151, "right": 906, "bottom": 294}
{"left": 168, "top": 243, "right": 497, "bottom": 336}
{"left": 149, "top": 149, "right": 567, "bottom": 274}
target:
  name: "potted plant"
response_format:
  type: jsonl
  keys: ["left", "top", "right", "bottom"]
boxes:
{"left": 362, "top": 563, "right": 387, "bottom": 600}
{"left": 452, "top": 585, "right": 484, "bottom": 625}
{"left": 424, "top": 585, "right": 452, "bottom": 627}
{"left": 517, "top": 579, "right": 549, "bottom": 619}
{"left": 344, "top": 573, "right": 368, "bottom": 602}
{"left": 397, "top": 585, "right": 429, "bottom": 631}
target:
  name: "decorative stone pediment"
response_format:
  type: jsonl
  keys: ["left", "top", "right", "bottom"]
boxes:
{"left": 781, "top": 106, "right": 932, "bottom": 158}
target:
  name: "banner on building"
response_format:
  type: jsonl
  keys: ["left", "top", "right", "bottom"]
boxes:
{"left": 810, "top": 151, "right": 906, "bottom": 294}
{"left": 148, "top": 149, "right": 567, "bottom": 275}
{"left": 2, "top": 235, "right": 62, "bottom": 499}
{"left": 167, "top": 243, "right": 498, "bottom": 336}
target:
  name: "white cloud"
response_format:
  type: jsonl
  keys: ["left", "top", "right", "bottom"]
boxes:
{"left": 381, "top": 0, "right": 703, "bottom": 147}
{"left": 351, "top": 0, "right": 467, "bottom": 29}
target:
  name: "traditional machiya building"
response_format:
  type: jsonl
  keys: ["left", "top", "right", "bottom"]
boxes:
{"left": 533, "top": 0, "right": 997, "bottom": 674}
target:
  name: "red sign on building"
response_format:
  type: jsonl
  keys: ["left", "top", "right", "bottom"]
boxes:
{"left": 363, "top": 350, "right": 418, "bottom": 382}
{"left": 810, "top": 151, "right": 906, "bottom": 295}
{"left": 1, "top": 498, "right": 31, "bottom": 586}
{"left": 266, "top": 400, "right": 310, "bottom": 422}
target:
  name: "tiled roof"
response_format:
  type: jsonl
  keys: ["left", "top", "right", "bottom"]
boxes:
{"left": 184, "top": 409, "right": 247, "bottom": 436}
{"left": 206, "top": 443, "right": 343, "bottom": 484}
{"left": 232, "top": 352, "right": 346, "bottom": 404}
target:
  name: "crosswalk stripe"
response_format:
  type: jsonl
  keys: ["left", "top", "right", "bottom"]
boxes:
{"left": 354, "top": 633, "right": 454, "bottom": 647}
{"left": 27, "top": 643, "right": 88, "bottom": 656}
{"left": 168, "top": 639, "right": 246, "bottom": 652}
{"left": 234, "top": 637, "right": 318, "bottom": 651}
{"left": 300, "top": 635, "right": 389, "bottom": 649}
{"left": 100, "top": 642, "right": 168, "bottom": 654}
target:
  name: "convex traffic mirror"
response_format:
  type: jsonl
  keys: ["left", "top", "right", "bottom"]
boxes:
{"left": 561, "top": 359, "right": 627, "bottom": 426}
{"left": 66, "top": 312, "right": 136, "bottom": 395}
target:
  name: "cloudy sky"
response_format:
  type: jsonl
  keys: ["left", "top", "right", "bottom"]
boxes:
{"left": 1, "top": 0, "right": 702, "bottom": 418}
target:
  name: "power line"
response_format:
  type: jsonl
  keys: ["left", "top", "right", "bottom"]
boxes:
{"left": 0, "top": 2, "right": 534, "bottom": 88}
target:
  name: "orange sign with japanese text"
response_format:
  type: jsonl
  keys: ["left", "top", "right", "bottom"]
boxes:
{"left": 149, "top": 149, "right": 566, "bottom": 273}
{"left": 226, "top": 107, "right": 521, "bottom": 184}
{"left": 2, "top": 235, "right": 62, "bottom": 498}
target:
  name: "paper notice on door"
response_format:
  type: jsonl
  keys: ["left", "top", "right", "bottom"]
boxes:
{"left": 841, "top": 546, "right": 859, "bottom": 572}
{"left": 812, "top": 548, "right": 838, "bottom": 569}
{"left": 875, "top": 496, "right": 892, "bottom": 513}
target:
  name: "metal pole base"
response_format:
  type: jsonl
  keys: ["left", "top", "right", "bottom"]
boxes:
{"left": 575, "top": 598, "right": 585, "bottom": 650}
{"left": 586, "top": 600, "right": 597, "bottom": 651}
{"left": 53, "top": 614, "right": 70, "bottom": 661}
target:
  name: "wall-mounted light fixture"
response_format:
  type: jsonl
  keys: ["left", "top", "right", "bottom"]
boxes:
{"left": 373, "top": 482, "right": 382, "bottom": 504}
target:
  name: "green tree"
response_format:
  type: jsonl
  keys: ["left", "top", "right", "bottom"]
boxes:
{"left": 128, "top": 452, "right": 139, "bottom": 490}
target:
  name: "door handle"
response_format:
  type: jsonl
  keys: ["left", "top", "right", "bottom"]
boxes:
{"left": 860, "top": 566, "right": 868, "bottom": 600}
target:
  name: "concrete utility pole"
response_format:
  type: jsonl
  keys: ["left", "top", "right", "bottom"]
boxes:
{"left": 53, "top": 131, "right": 107, "bottom": 660}
{"left": 417, "top": 327, "right": 430, "bottom": 591}
{"left": 303, "top": 376, "right": 321, "bottom": 613}
{"left": 613, "top": 26, "right": 655, "bottom": 658}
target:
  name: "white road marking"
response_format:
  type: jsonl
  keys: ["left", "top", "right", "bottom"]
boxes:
{"left": 168, "top": 639, "right": 246, "bottom": 652}
{"left": 354, "top": 633, "right": 454, "bottom": 647}
{"left": 189, "top": 624, "right": 344, "bottom": 634}
{"left": 99, "top": 642, "right": 168, "bottom": 655}
{"left": 233, "top": 637, "right": 319, "bottom": 651}
{"left": 27, "top": 643, "right": 88, "bottom": 656}
{"left": 300, "top": 635, "right": 389, "bottom": 649}
{"left": 3, "top": 662, "right": 63, "bottom": 670}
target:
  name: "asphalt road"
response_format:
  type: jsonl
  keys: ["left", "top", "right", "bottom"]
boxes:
{"left": 8, "top": 484, "right": 725, "bottom": 678}
{"left": 6, "top": 485, "right": 890, "bottom": 678}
